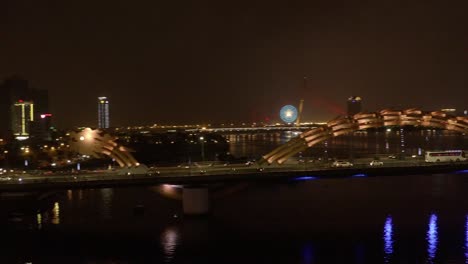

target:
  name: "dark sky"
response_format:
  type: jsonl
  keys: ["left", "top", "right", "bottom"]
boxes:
{"left": 1, "top": 0, "right": 467, "bottom": 128}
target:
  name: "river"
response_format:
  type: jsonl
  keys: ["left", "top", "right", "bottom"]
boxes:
{"left": 0, "top": 129, "right": 466, "bottom": 263}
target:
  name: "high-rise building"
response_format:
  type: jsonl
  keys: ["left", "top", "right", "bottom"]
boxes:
{"left": 347, "top": 96, "right": 362, "bottom": 116}
{"left": 98, "top": 97, "right": 110, "bottom": 128}
{"left": 0, "top": 77, "right": 27, "bottom": 138}
{"left": 11, "top": 100, "right": 34, "bottom": 140}
{"left": 30, "top": 113, "right": 53, "bottom": 141}
{"left": 0, "top": 76, "right": 51, "bottom": 141}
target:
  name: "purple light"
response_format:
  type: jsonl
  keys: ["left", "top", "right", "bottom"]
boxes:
{"left": 383, "top": 216, "right": 393, "bottom": 262}
{"left": 427, "top": 214, "right": 438, "bottom": 263}
{"left": 465, "top": 215, "right": 468, "bottom": 262}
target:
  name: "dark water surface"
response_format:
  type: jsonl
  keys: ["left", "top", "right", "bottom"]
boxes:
{"left": 2, "top": 171, "right": 468, "bottom": 263}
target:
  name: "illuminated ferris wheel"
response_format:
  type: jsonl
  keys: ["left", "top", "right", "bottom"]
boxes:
{"left": 279, "top": 105, "right": 298, "bottom": 124}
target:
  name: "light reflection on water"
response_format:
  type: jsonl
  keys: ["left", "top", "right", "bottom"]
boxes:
{"left": 427, "top": 213, "right": 438, "bottom": 264}
{"left": 383, "top": 216, "right": 393, "bottom": 263}
{"left": 302, "top": 243, "right": 314, "bottom": 264}
{"left": 67, "top": 190, "right": 72, "bottom": 201}
{"left": 100, "top": 188, "right": 113, "bottom": 219}
{"left": 35, "top": 202, "right": 60, "bottom": 227}
{"left": 465, "top": 215, "right": 468, "bottom": 264}
{"left": 226, "top": 130, "right": 465, "bottom": 161}
{"left": 51, "top": 202, "right": 60, "bottom": 225}
{"left": 160, "top": 226, "right": 180, "bottom": 263}
{"left": 9, "top": 168, "right": 468, "bottom": 263}
{"left": 36, "top": 213, "right": 42, "bottom": 230}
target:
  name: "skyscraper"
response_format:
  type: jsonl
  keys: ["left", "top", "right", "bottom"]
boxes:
{"left": 347, "top": 96, "right": 362, "bottom": 116}
{"left": 98, "top": 97, "right": 110, "bottom": 128}
{"left": 11, "top": 100, "right": 34, "bottom": 140}
{"left": 0, "top": 76, "right": 50, "bottom": 141}
{"left": 0, "top": 77, "right": 29, "bottom": 138}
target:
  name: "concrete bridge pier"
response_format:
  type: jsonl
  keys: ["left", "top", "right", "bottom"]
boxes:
{"left": 182, "top": 186, "right": 210, "bottom": 215}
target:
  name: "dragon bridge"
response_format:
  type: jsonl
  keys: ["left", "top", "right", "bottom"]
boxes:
{"left": 69, "top": 128, "right": 140, "bottom": 168}
{"left": 259, "top": 109, "right": 468, "bottom": 165}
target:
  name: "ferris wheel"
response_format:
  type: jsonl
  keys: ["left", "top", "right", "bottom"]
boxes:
{"left": 279, "top": 105, "right": 298, "bottom": 123}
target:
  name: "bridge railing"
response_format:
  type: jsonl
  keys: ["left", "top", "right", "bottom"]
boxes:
{"left": 0, "top": 159, "right": 466, "bottom": 185}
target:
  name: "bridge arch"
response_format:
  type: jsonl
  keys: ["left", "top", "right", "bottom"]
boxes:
{"left": 259, "top": 109, "right": 468, "bottom": 165}
{"left": 69, "top": 128, "right": 140, "bottom": 168}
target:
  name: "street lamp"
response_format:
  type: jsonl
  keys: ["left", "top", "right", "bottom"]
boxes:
{"left": 199, "top": 136, "right": 205, "bottom": 162}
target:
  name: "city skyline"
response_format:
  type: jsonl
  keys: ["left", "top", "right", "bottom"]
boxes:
{"left": 1, "top": 75, "right": 465, "bottom": 129}
{"left": 1, "top": 0, "right": 467, "bottom": 128}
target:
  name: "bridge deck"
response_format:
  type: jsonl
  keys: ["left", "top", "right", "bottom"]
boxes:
{"left": 0, "top": 161, "right": 466, "bottom": 192}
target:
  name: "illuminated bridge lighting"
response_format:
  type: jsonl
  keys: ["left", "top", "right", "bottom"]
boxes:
{"left": 293, "top": 176, "right": 319, "bottom": 181}
{"left": 455, "top": 170, "right": 468, "bottom": 174}
{"left": 352, "top": 173, "right": 367, "bottom": 178}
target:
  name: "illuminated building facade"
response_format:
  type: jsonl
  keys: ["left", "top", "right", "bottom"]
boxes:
{"left": 98, "top": 97, "right": 110, "bottom": 128}
{"left": 11, "top": 100, "right": 34, "bottom": 140}
{"left": 0, "top": 77, "right": 29, "bottom": 139}
{"left": 347, "top": 96, "right": 362, "bottom": 116}
{"left": 0, "top": 76, "right": 50, "bottom": 141}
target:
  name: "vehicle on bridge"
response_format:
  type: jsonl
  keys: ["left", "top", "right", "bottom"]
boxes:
{"left": 0, "top": 176, "right": 11, "bottom": 181}
{"left": 370, "top": 160, "right": 384, "bottom": 166}
{"left": 332, "top": 160, "right": 353, "bottom": 168}
{"left": 424, "top": 150, "right": 466, "bottom": 163}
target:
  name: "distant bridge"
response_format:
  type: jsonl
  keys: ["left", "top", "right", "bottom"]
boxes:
{"left": 186, "top": 126, "right": 316, "bottom": 133}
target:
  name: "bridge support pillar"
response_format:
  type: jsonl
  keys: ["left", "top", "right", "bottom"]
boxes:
{"left": 183, "top": 187, "right": 210, "bottom": 215}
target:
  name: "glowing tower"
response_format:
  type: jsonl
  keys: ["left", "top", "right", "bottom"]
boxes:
{"left": 98, "top": 97, "right": 110, "bottom": 128}
{"left": 12, "top": 100, "right": 34, "bottom": 140}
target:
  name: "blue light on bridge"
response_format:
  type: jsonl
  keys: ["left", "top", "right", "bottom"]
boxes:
{"left": 455, "top": 170, "right": 468, "bottom": 174}
{"left": 352, "top": 173, "right": 367, "bottom": 178}
{"left": 294, "top": 176, "right": 319, "bottom": 181}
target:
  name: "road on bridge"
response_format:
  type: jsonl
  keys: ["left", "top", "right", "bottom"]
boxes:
{"left": 0, "top": 156, "right": 467, "bottom": 191}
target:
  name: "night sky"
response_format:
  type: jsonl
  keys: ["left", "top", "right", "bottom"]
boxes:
{"left": 1, "top": 0, "right": 467, "bottom": 129}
